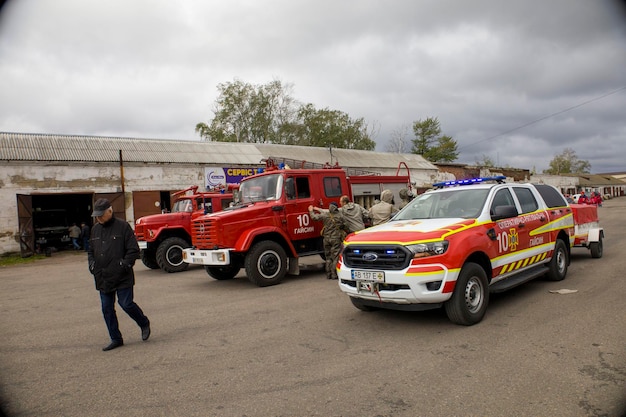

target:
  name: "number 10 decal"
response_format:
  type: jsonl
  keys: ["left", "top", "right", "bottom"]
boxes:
{"left": 497, "top": 228, "right": 519, "bottom": 252}
{"left": 296, "top": 214, "right": 310, "bottom": 227}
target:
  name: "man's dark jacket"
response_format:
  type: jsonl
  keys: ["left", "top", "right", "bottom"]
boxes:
{"left": 87, "top": 216, "right": 139, "bottom": 293}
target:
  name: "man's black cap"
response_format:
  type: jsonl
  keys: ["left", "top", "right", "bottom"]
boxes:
{"left": 91, "top": 198, "right": 112, "bottom": 217}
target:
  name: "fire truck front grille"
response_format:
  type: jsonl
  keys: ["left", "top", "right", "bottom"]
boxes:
{"left": 342, "top": 245, "right": 411, "bottom": 270}
{"left": 192, "top": 218, "right": 219, "bottom": 248}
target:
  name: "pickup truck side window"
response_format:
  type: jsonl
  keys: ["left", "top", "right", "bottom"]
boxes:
{"left": 533, "top": 184, "right": 568, "bottom": 208}
{"left": 513, "top": 187, "right": 539, "bottom": 214}
{"left": 324, "top": 177, "right": 343, "bottom": 198}
{"left": 490, "top": 189, "right": 515, "bottom": 215}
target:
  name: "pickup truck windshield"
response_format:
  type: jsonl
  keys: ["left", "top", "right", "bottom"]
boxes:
{"left": 395, "top": 189, "right": 490, "bottom": 220}
{"left": 239, "top": 174, "right": 283, "bottom": 203}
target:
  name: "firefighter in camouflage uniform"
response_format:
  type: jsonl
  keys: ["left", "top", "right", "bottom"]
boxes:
{"left": 309, "top": 202, "right": 348, "bottom": 280}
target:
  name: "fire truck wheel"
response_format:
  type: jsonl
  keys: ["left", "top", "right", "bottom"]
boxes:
{"left": 545, "top": 239, "right": 568, "bottom": 281}
{"left": 245, "top": 241, "right": 287, "bottom": 287}
{"left": 590, "top": 236, "right": 603, "bottom": 258}
{"left": 140, "top": 250, "right": 160, "bottom": 270}
{"left": 444, "top": 262, "right": 489, "bottom": 326}
{"left": 350, "top": 297, "right": 378, "bottom": 311}
{"left": 157, "top": 237, "right": 190, "bottom": 273}
{"left": 205, "top": 265, "right": 240, "bottom": 280}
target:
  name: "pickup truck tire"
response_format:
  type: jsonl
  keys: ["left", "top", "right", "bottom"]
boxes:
{"left": 157, "top": 237, "right": 190, "bottom": 273}
{"left": 205, "top": 265, "right": 240, "bottom": 280}
{"left": 590, "top": 236, "right": 603, "bottom": 258}
{"left": 444, "top": 262, "right": 489, "bottom": 326}
{"left": 245, "top": 241, "right": 287, "bottom": 287}
{"left": 545, "top": 239, "right": 568, "bottom": 281}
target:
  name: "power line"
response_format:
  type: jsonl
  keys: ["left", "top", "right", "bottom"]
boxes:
{"left": 458, "top": 85, "right": 626, "bottom": 150}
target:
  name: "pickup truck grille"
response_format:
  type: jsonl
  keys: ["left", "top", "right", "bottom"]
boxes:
{"left": 342, "top": 245, "right": 411, "bottom": 270}
{"left": 192, "top": 218, "right": 219, "bottom": 248}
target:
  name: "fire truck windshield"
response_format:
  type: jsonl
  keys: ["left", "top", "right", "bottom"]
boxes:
{"left": 239, "top": 174, "right": 283, "bottom": 203}
{"left": 395, "top": 188, "right": 490, "bottom": 220}
{"left": 172, "top": 199, "right": 193, "bottom": 213}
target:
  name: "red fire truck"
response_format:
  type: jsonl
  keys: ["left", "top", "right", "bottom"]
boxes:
{"left": 135, "top": 185, "right": 236, "bottom": 273}
{"left": 182, "top": 159, "right": 412, "bottom": 286}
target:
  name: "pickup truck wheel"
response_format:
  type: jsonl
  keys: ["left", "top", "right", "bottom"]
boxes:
{"left": 444, "top": 262, "right": 489, "bottom": 326}
{"left": 350, "top": 297, "right": 377, "bottom": 311}
{"left": 205, "top": 265, "right": 240, "bottom": 280}
{"left": 156, "top": 237, "right": 190, "bottom": 273}
{"left": 590, "top": 236, "right": 603, "bottom": 258}
{"left": 545, "top": 239, "right": 568, "bottom": 281}
{"left": 140, "top": 250, "right": 160, "bottom": 270}
{"left": 245, "top": 241, "right": 287, "bottom": 287}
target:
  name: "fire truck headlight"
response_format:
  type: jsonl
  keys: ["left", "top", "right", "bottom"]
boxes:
{"left": 407, "top": 241, "right": 449, "bottom": 258}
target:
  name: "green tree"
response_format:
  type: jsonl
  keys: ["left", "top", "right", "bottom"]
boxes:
{"left": 197, "top": 79, "right": 375, "bottom": 150}
{"left": 543, "top": 148, "right": 591, "bottom": 174}
{"left": 411, "top": 117, "right": 458, "bottom": 162}
{"left": 296, "top": 104, "right": 375, "bottom": 150}
{"left": 196, "top": 79, "right": 298, "bottom": 143}
{"left": 425, "top": 135, "right": 458, "bottom": 163}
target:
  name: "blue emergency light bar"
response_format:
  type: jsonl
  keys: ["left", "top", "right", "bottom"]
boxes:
{"left": 432, "top": 175, "right": 507, "bottom": 189}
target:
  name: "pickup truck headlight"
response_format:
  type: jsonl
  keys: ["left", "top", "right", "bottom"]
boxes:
{"left": 406, "top": 241, "right": 449, "bottom": 258}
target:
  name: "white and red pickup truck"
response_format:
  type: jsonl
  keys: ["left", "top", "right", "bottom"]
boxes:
{"left": 337, "top": 176, "right": 603, "bottom": 325}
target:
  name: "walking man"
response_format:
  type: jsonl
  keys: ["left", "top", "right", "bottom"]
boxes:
{"left": 88, "top": 198, "right": 150, "bottom": 351}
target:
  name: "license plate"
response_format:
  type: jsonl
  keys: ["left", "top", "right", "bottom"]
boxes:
{"left": 351, "top": 270, "right": 385, "bottom": 282}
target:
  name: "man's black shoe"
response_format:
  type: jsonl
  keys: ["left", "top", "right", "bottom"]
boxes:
{"left": 102, "top": 340, "right": 123, "bottom": 351}
{"left": 141, "top": 323, "right": 151, "bottom": 341}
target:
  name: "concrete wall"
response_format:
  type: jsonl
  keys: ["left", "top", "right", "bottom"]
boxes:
{"left": 0, "top": 161, "right": 208, "bottom": 254}
{"left": 0, "top": 161, "right": 441, "bottom": 255}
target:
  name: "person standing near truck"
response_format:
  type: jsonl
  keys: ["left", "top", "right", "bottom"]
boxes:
{"left": 69, "top": 223, "right": 81, "bottom": 250}
{"left": 88, "top": 198, "right": 151, "bottom": 351}
{"left": 339, "top": 195, "right": 369, "bottom": 233}
{"left": 369, "top": 189, "right": 399, "bottom": 226}
{"left": 309, "top": 202, "right": 347, "bottom": 280}
{"left": 80, "top": 221, "right": 90, "bottom": 251}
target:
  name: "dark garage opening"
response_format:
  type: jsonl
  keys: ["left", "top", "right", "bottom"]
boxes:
{"left": 32, "top": 193, "right": 93, "bottom": 252}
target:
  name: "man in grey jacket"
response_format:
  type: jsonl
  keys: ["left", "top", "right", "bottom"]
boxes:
{"left": 87, "top": 198, "right": 150, "bottom": 351}
{"left": 369, "top": 189, "right": 399, "bottom": 226}
{"left": 339, "top": 195, "right": 369, "bottom": 233}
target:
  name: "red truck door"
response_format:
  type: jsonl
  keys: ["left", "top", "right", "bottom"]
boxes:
{"left": 283, "top": 174, "right": 320, "bottom": 240}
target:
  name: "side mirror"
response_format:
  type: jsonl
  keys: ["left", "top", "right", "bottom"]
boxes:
{"left": 491, "top": 205, "right": 518, "bottom": 221}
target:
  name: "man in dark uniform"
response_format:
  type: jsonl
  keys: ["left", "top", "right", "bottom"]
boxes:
{"left": 88, "top": 198, "right": 151, "bottom": 351}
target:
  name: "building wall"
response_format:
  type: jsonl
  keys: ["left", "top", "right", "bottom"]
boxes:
{"left": 0, "top": 161, "right": 209, "bottom": 254}
{"left": 530, "top": 174, "right": 579, "bottom": 195}
{"left": 0, "top": 161, "right": 440, "bottom": 255}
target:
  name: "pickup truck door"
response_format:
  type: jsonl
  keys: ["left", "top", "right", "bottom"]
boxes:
{"left": 511, "top": 186, "right": 551, "bottom": 252}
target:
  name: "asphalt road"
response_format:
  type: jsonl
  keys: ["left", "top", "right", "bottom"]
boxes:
{"left": 1, "top": 199, "right": 626, "bottom": 417}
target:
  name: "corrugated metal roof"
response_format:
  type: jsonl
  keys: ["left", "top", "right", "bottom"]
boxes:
{"left": 0, "top": 132, "right": 265, "bottom": 164}
{"left": 0, "top": 132, "right": 438, "bottom": 171}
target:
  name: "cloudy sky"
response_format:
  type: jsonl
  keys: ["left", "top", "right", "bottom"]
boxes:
{"left": 1, "top": 0, "right": 625, "bottom": 173}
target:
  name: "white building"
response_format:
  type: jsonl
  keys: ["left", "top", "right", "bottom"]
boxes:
{"left": 0, "top": 132, "right": 445, "bottom": 255}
